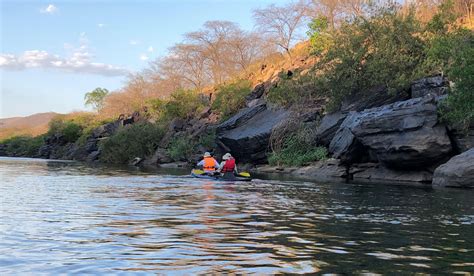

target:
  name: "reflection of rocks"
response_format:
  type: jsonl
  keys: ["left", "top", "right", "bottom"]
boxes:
{"left": 433, "top": 148, "right": 474, "bottom": 188}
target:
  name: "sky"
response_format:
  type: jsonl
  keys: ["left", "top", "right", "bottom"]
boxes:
{"left": 0, "top": 0, "right": 289, "bottom": 118}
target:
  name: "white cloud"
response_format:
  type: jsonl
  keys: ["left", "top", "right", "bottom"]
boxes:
{"left": 129, "top": 40, "right": 140, "bottom": 46}
{"left": 147, "top": 46, "right": 154, "bottom": 52}
{"left": 40, "top": 4, "right": 58, "bottom": 14}
{"left": 0, "top": 35, "right": 129, "bottom": 77}
{"left": 98, "top": 23, "right": 105, "bottom": 28}
{"left": 139, "top": 54, "right": 149, "bottom": 61}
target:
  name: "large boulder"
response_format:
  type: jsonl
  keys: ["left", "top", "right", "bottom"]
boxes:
{"left": 411, "top": 75, "right": 448, "bottom": 98}
{"left": 217, "top": 103, "right": 289, "bottom": 164}
{"left": 92, "top": 121, "right": 121, "bottom": 138}
{"left": 314, "top": 112, "right": 347, "bottom": 146}
{"left": 432, "top": 148, "right": 474, "bottom": 188}
{"left": 329, "top": 96, "right": 452, "bottom": 168}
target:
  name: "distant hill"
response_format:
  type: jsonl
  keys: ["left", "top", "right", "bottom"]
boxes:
{"left": 0, "top": 112, "right": 60, "bottom": 140}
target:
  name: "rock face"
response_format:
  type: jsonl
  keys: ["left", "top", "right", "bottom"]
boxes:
{"left": 432, "top": 148, "right": 474, "bottom": 188}
{"left": 449, "top": 126, "right": 474, "bottom": 153}
{"left": 341, "top": 86, "right": 410, "bottom": 112}
{"left": 291, "top": 159, "right": 347, "bottom": 181}
{"left": 314, "top": 112, "right": 347, "bottom": 146}
{"left": 329, "top": 96, "right": 452, "bottom": 168}
{"left": 217, "top": 103, "right": 289, "bottom": 163}
{"left": 350, "top": 163, "right": 433, "bottom": 184}
{"left": 411, "top": 75, "right": 448, "bottom": 98}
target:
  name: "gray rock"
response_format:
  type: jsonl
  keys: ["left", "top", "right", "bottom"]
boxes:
{"left": 86, "top": 150, "right": 101, "bottom": 162}
{"left": 245, "top": 83, "right": 265, "bottom": 105}
{"left": 93, "top": 121, "right": 120, "bottom": 138}
{"left": 291, "top": 159, "right": 347, "bottom": 181}
{"left": 351, "top": 163, "right": 433, "bottom": 184}
{"left": 341, "top": 85, "right": 410, "bottom": 112}
{"left": 449, "top": 126, "right": 474, "bottom": 153}
{"left": 217, "top": 104, "right": 289, "bottom": 163}
{"left": 411, "top": 75, "right": 448, "bottom": 98}
{"left": 432, "top": 148, "right": 474, "bottom": 188}
{"left": 329, "top": 96, "right": 452, "bottom": 168}
{"left": 216, "top": 104, "right": 266, "bottom": 131}
{"left": 329, "top": 112, "right": 367, "bottom": 164}
{"left": 146, "top": 147, "right": 173, "bottom": 165}
{"left": 316, "top": 112, "right": 347, "bottom": 146}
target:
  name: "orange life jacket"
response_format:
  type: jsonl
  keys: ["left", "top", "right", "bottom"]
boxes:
{"left": 221, "top": 158, "right": 236, "bottom": 173}
{"left": 203, "top": 156, "right": 216, "bottom": 171}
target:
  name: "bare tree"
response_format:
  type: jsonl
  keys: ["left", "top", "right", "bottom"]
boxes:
{"left": 185, "top": 20, "right": 242, "bottom": 84}
{"left": 253, "top": 1, "right": 308, "bottom": 60}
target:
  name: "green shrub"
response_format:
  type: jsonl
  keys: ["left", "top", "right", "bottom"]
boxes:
{"left": 268, "top": 127, "right": 328, "bottom": 167}
{"left": 435, "top": 29, "right": 474, "bottom": 129}
{"left": 197, "top": 130, "right": 216, "bottom": 150}
{"left": 1, "top": 135, "right": 44, "bottom": 157}
{"left": 307, "top": 16, "right": 334, "bottom": 55}
{"left": 149, "top": 89, "right": 207, "bottom": 122}
{"left": 421, "top": 4, "right": 474, "bottom": 130}
{"left": 99, "top": 122, "right": 165, "bottom": 164}
{"left": 212, "top": 79, "right": 252, "bottom": 120}
{"left": 167, "top": 136, "right": 196, "bottom": 161}
{"left": 317, "top": 4, "right": 426, "bottom": 107}
{"left": 268, "top": 71, "right": 326, "bottom": 107}
{"left": 48, "top": 118, "right": 83, "bottom": 143}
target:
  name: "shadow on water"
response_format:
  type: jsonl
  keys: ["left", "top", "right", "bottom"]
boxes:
{"left": 0, "top": 157, "right": 473, "bottom": 274}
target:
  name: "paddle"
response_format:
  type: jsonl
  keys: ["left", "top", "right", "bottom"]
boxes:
{"left": 238, "top": 172, "right": 251, "bottom": 177}
{"left": 192, "top": 169, "right": 251, "bottom": 178}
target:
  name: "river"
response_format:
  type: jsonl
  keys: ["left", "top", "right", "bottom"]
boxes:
{"left": 0, "top": 157, "right": 473, "bottom": 274}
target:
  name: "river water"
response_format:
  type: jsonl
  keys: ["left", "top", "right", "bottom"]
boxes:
{"left": 0, "top": 157, "right": 473, "bottom": 274}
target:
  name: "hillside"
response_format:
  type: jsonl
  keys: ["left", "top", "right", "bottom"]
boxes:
{"left": 0, "top": 112, "right": 59, "bottom": 139}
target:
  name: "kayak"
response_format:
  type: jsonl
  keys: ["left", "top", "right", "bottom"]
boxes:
{"left": 191, "top": 169, "right": 252, "bottom": 182}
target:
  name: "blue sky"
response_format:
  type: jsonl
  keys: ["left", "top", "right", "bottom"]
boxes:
{"left": 0, "top": 0, "right": 289, "bottom": 118}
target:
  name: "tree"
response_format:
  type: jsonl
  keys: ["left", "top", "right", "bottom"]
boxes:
{"left": 253, "top": 1, "right": 308, "bottom": 60}
{"left": 84, "top": 88, "right": 109, "bottom": 111}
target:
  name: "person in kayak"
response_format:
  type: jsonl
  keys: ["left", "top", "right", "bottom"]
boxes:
{"left": 197, "top": 152, "right": 219, "bottom": 174}
{"left": 217, "top": 153, "right": 238, "bottom": 179}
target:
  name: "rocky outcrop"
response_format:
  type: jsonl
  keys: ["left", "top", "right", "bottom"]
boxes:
{"left": 411, "top": 75, "right": 448, "bottom": 98}
{"left": 217, "top": 103, "right": 289, "bottom": 163}
{"left": 291, "top": 159, "right": 347, "bottom": 181}
{"left": 329, "top": 96, "right": 452, "bottom": 168}
{"left": 432, "top": 148, "right": 474, "bottom": 188}
{"left": 449, "top": 126, "right": 474, "bottom": 153}
{"left": 314, "top": 112, "right": 347, "bottom": 146}
{"left": 341, "top": 86, "right": 410, "bottom": 112}
{"left": 350, "top": 163, "right": 433, "bottom": 184}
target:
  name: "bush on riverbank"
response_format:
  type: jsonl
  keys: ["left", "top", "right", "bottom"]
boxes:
{"left": 99, "top": 122, "right": 165, "bottom": 164}
{"left": 269, "top": 125, "right": 327, "bottom": 167}
{"left": 0, "top": 135, "right": 44, "bottom": 157}
{"left": 212, "top": 80, "right": 252, "bottom": 120}
{"left": 148, "top": 89, "right": 207, "bottom": 122}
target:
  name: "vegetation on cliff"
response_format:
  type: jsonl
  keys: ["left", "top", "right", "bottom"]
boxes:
{"left": 1, "top": 0, "right": 472, "bottom": 166}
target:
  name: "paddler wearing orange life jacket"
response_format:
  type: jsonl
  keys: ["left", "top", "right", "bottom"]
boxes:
{"left": 197, "top": 152, "right": 219, "bottom": 174}
{"left": 217, "top": 153, "right": 238, "bottom": 175}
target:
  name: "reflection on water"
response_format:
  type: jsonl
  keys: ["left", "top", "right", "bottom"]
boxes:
{"left": 0, "top": 157, "right": 473, "bottom": 274}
